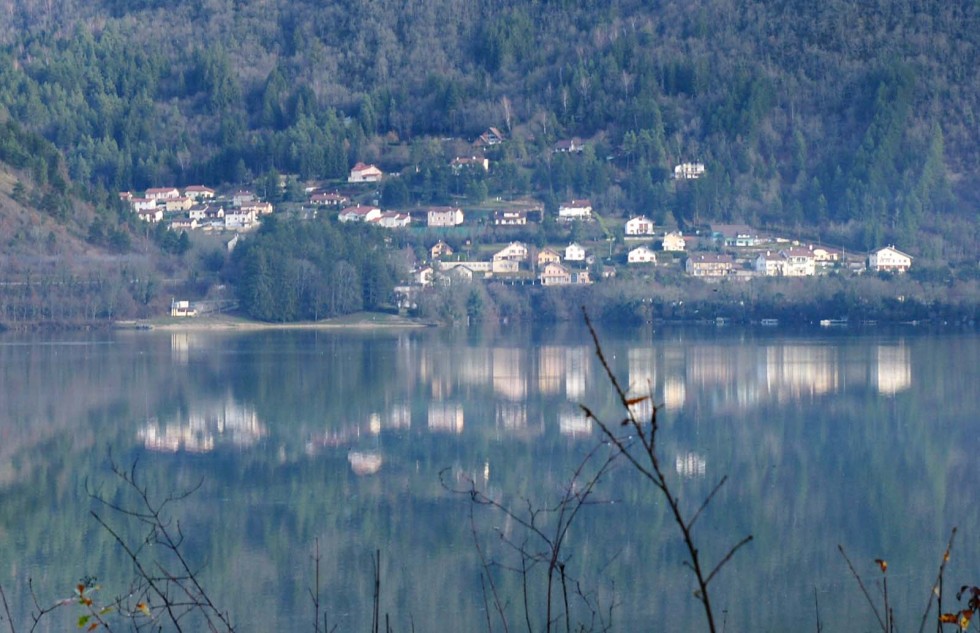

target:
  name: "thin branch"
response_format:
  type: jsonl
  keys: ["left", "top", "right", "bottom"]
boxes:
{"left": 687, "top": 476, "right": 729, "bottom": 532}
{"left": 0, "top": 584, "right": 15, "bottom": 633}
{"left": 704, "top": 535, "right": 754, "bottom": 587}
{"left": 838, "top": 545, "right": 886, "bottom": 633}
{"left": 918, "top": 527, "right": 956, "bottom": 633}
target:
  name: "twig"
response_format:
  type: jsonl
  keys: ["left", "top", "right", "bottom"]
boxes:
{"left": 838, "top": 545, "right": 886, "bottom": 632}
{"left": 581, "top": 308, "right": 751, "bottom": 633}
{"left": 814, "top": 586, "right": 822, "bottom": 633}
{"left": 919, "top": 527, "right": 957, "bottom": 633}
{"left": 0, "top": 584, "right": 16, "bottom": 633}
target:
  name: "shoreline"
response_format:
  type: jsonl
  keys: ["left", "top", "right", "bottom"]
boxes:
{"left": 113, "top": 312, "right": 438, "bottom": 331}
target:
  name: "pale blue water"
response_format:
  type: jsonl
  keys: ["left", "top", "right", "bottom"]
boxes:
{"left": 0, "top": 324, "right": 977, "bottom": 632}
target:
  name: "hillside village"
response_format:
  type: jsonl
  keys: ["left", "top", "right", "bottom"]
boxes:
{"left": 121, "top": 127, "right": 915, "bottom": 319}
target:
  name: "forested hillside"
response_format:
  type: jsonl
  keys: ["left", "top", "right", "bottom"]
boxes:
{"left": 0, "top": 0, "right": 976, "bottom": 259}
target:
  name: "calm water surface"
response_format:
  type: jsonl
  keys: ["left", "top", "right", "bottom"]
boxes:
{"left": 0, "top": 324, "right": 977, "bottom": 632}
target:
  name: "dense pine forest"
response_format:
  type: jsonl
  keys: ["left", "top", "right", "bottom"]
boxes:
{"left": 0, "top": 0, "right": 977, "bottom": 324}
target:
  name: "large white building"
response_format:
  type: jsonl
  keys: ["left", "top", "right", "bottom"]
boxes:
{"left": 558, "top": 200, "right": 592, "bottom": 222}
{"left": 869, "top": 246, "right": 912, "bottom": 273}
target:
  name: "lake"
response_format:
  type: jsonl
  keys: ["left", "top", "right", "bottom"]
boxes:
{"left": 1, "top": 323, "right": 978, "bottom": 632}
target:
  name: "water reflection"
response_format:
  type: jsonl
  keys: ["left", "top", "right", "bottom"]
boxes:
{"left": 139, "top": 395, "right": 265, "bottom": 453}
{"left": 151, "top": 332, "right": 918, "bottom": 454}
{"left": 2, "top": 327, "right": 968, "bottom": 633}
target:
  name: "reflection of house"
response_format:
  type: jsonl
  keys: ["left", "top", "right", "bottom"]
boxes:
{"left": 686, "top": 253, "right": 734, "bottom": 276}
{"left": 764, "top": 345, "right": 838, "bottom": 398}
{"left": 625, "top": 216, "right": 655, "bottom": 236}
{"left": 628, "top": 348, "right": 656, "bottom": 393}
{"left": 537, "top": 346, "right": 564, "bottom": 395}
{"left": 348, "top": 162, "right": 384, "bottom": 183}
{"left": 874, "top": 345, "right": 911, "bottom": 394}
{"left": 675, "top": 452, "right": 706, "bottom": 477}
{"left": 628, "top": 246, "right": 658, "bottom": 264}
{"left": 565, "top": 347, "right": 588, "bottom": 401}
{"left": 492, "top": 348, "right": 526, "bottom": 401}
{"left": 139, "top": 397, "right": 266, "bottom": 453}
{"left": 428, "top": 402, "right": 464, "bottom": 432}
{"left": 558, "top": 409, "right": 592, "bottom": 436}
{"left": 662, "top": 376, "right": 686, "bottom": 411}
{"left": 496, "top": 403, "right": 528, "bottom": 430}
{"left": 349, "top": 451, "right": 383, "bottom": 475}
{"left": 662, "top": 231, "right": 686, "bottom": 252}
{"left": 869, "top": 246, "right": 912, "bottom": 273}
{"left": 558, "top": 200, "right": 592, "bottom": 222}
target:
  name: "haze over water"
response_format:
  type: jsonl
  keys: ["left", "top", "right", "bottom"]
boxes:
{"left": 1, "top": 324, "right": 977, "bottom": 632}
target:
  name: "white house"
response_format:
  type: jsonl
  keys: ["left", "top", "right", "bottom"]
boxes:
{"left": 673, "top": 162, "right": 705, "bottom": 179}
{"left": 554, "top": 138, "right": 585, "bottom": 153}
{"left": 450, "top": 156, "right": 489, "bottom": 172}
{"left": 754, "top": 249, "right": 815, "bottom": 277}
{"left": 430, "top": 240, "right": 454, "bottom": 259}
{"left": 628, "top": 246, "right": 658, "bottom": 264}
{"left": 564, "top": 243, "right": 586, "bottom": 262}
{"left": 136, "top": 208, "right": 164, "bottom": 223}
{"left": 539, "top": 262, "right": 571, "bottom": 286}
{"left": 494, "top": 210, "right": 528, "bottom": 226}
{"left": 231, "top": 190, "right": 256, "bottom": 207}
{"left": 145, "top": 187, "right": 181, "bottom": 200}
{"left": 869, "top": 246, "right": 913, "bottom": 273}
{"left": 779, "top": 247, "right": 816, "bottom": 277}
{"left": 130, "top": 197, "right": 157, "bottom": 213}
{"left": 754, "top": 252, "right": 783, "bottom": 276}
{"left": 224, "top": 208, "right": 258, "bottom": 230}
{"left": 375, "top": 212, "right": 411, "bottom": 228}
{"left": 491, "top": 258, "right": 520, "bottom": 274}
{"left": 427, "top": 206, "right": 464, "bottom": 227}
{"left": 625, "top": 216, "right": 655, "bottom": 236}
{"left": 183, "top": 185, "right": 215, "bottom": 200}
{"left": 662, "top": 231, "right": 686, "bottom": 252}
{"left": 339, "top": 205, "right": 382, "bottom": 223}
{"left": 348, "top": 162, "right": 384, "bottom": 183}
{"left": 558, "top": 200, "right": 592, "bottom": 222}
{"left": 494, "top": 242, "right": 529, "bottom": 262}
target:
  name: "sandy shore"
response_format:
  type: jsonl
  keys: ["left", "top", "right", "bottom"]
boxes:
{"left": 114, "top": 312, "right": 437, "bottom": 331}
